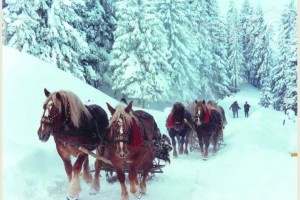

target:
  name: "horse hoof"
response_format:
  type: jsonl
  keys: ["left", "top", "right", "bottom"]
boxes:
{"left": 136, "top": 192, "right": 143, "bottom": 199}
{"left": 89, "top": 188, "right": 98, "bottom": 195}
{"left": 66, "top": 195, "right": 79, "bottom": 200}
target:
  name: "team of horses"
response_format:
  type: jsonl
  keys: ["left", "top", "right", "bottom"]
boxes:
{"left": 37, "top": 89, "right": 227, "bottom": 200}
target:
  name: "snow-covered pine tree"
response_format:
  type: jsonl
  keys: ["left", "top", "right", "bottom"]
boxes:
{"left": 226, "top": 1, "right": 245, "bottom": 93}
{"left": 240, "top": 0, "right": 254, "bottom": 82}
{"left": 109, "top": 0, "right": 172, "bottom": 107}
{"left": 274, "top": 0, "right": 297, "bottom": 112}
{"left": 248, "top": 6, "right": 269, "bottom": 88}
{"left": 155, "top": 0, "right": 198, "bottom": 102}
{"left": 3, "top": 0, "right": 90, "bottom": 81}
{"left": 81, "top": 0, "right": 116, "bottom": 88}
{"left": 204, "top": 0, "right": 231, "bottom": 99}
{"left": 188, "top": 0, "right": 214, "bottom": 100}
{"left": 258, "top": 28, "right": 274, "bottom": 108}
{"left": 2, "top": 0, "right": 42, "bottom": 51}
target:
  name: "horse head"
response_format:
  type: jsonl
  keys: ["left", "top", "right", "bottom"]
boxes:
{"left": 194, "top": 100, "right": 210, "bottom": 126}
{"left": 172, "top": 102, "right": 186, "bottom": 131}
{"left": 37, "top": 88, "right": 66, "bottom": 142}
{"left": 106, "top": 101, "right": 134, "bottom": 158}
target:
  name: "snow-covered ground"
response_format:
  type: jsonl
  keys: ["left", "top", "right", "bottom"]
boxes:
{"left": 2, "top": 46, "right": 298, "bottom": 200}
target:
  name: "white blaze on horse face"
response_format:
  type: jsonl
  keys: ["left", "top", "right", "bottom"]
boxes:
{"left": 44, "top": 100, "right": 53, "bottom": 117}
{"left": 117, "top": 117, "right": 127, "bottom": 157}
{"left": 196, "top": 109, "right": 201, "bottom": 126}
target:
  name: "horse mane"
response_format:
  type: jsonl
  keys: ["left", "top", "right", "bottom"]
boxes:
{"left": 109, "top": 103, "right": 138, "bottom": 128}
{"left": 45, "top": 90, "right": 92, "bottom": 128}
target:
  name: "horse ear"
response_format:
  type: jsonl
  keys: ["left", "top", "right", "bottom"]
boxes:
{"left": 194, "top": 100, "right": 198, "bottom": 104}
{"left": 106, "top": 103, "right": 116, "bottom": 115}
{"left": 44, "top": 88, "right": 50, "bottom": 97}
{"left": 56, "top": 92, "right": 62, "bottom": 101}
{"left": 125, "top": 101, "right": 133, "bottom": 113}
{"left": 202, "top": 100, "right": 206, "bottom": 104}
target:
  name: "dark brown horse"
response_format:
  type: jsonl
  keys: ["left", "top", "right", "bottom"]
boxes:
{"left": 37, "top": 88, "right": 109, "bottom": 200}
{"left": 166, "top": 102, "right": 193, "bottom": 158}
{"left": 106, "top": 101, "right": 170, "bottom": 200}
{"left": 194, "top": 100, "right": 223, "bottom": 160}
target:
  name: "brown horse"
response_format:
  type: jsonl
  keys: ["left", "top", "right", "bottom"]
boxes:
{"left": 166, "top": 102, "right": 193, "bottom": 158}
{"left": 106, "top": 101, "right": 169, "bottom": 200}
{"left": 194, "top": 100, "right": 223, "bottom": 160}
{"left": 37, "top": 88, "right": 109, "bottom": 200}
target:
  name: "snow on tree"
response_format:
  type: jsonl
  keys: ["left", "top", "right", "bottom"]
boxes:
{"left": 204, "top": 0, "right": 231, "bottom": 99}
{"left": 226, "top": 1, "right": 245, "bottom": 93}
{"left": 275, "top": 0, "right": 297, "bottom": 113}
{"left": 155, "top": 0, "right": 199, "bottom": 102}
{"left": 247, "top": 6, "right": 269, "bottom": 88}
{"left": 2, "top": 0, "right": 42, "bottom": 52}
{"left": 109, "top": 0, "right": 172, "bottom": 107}
{"left": 240, "top": 0, "right": 254, "bottom": 82}
{"left": 3, "top": 0, "right": 89, "bottom": 80}
{"left": 81, "top": 0, "right": 116, "bottom": 88}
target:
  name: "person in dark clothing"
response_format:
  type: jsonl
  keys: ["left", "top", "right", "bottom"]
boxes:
{"left": 244, "top": 101, "right": 250, "bottom": 118}
{"left": 229, "top": 101, "right": 241, "bottom": 118}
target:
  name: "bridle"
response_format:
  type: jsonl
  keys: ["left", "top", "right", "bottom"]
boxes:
{"left": 40, "top": 99, "right": 71, "bottom": 132}
{"left": 111, "top": 114, "right": 131, "bottom": 144}
{"left": 194, "top": 105, "right": 204, "bottom": 126}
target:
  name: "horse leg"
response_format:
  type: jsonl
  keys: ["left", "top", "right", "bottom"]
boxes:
{"left": 67, "top": 154, "right": 87, "bottom": 199}
{"left": 139, "top": 158, "right": 152, "bottom": 195}
{"left": 197, "top": 132, "right": 204, "bottom": 156}
{"left": 184, "top": 132, "right": 190, "bottom": 154}
{"left": 170, "top": 135, "right": 178, "bottom": 158}
{"left": 128, "top": 165, "right": 139, "bottom": 197}
{"left": 57, "top": 148, "right": 72, "bottom": 184}
{"left": 212, "top": 132, "right": 218, "bottom": 154}
{"left": 82, "top": 156, "right": 92, "bottom": 184}
{"left": 62, "top": 157, "right": 73, "bottom": 184}
{"left": 203, "top": 134, "right": 210, "bottom": 159}
{"left": 178, "top": 136, "right": 184, "bottom": 155}
{"left": 90, "top": 159, "right": 101, "bottom": 194}
{"left": 90, "top": 145, "right": 105, "bottom": 194}
{"left": 116, "top": 169, "right": 128, "bottom": 200}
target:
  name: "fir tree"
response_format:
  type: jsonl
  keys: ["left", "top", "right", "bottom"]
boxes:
{"left": 240, "top": 0, "right": 254, "bottom": 82}
{"left": 205, "top": 0, "right": 231, "bottom": 99}
{"left": 226, "top": 1, "right": 245, "bottom": 93}
{"left": 156, "top": 0, "right": 199, "bottom": 101}
{"left": 109, "top": 0, "right": 172, "bottom": 107}
{"left": 274, "top": 0, "right": 297, "bottom": 112}
{"left": 248, "top": 6, "right": 269, "bottom": 88}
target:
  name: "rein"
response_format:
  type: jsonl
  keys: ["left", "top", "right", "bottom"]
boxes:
{"left": 184, "top": 118, "right": 197, "bottom": 136}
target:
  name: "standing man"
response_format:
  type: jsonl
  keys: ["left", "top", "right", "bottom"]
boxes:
{"left": 244, "top": 101, "right": 250, "bottom": 118}
{"left": 229, "top": 101, "right": 241, "bottom": 118}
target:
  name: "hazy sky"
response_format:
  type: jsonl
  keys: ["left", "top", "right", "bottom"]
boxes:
{"left": 218, "top": 0, "right": 292, "bottom": 22}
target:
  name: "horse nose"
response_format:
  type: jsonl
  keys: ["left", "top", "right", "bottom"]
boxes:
{"left": 117, "top": 150, "right": 128, "bottom": 158}
{"left": 119, "top": 152, "right": 125, "bottom": 158}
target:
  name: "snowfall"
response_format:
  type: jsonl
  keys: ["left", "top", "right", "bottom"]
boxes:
{"left": 2, "top": 46, "right": 298, "bottom": 200}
